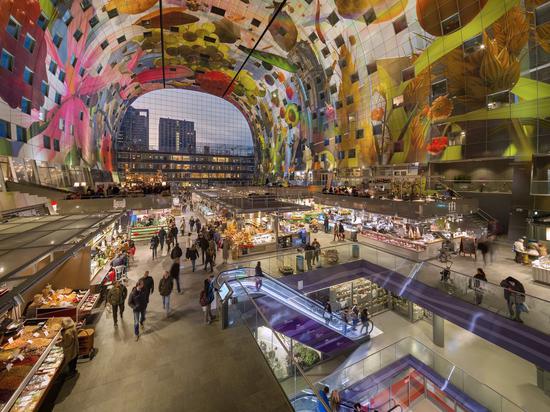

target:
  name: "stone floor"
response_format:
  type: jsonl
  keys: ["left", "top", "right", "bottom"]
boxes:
{"left": 51, "top": 212, "right": 293, "bottom": 412}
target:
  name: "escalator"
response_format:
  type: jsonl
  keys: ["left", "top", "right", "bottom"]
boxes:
{"left": 291, "top": 392, "right": 402, "bottom": 412}
{"left": 219, "top": 268, "right": 382, "bottom": 356}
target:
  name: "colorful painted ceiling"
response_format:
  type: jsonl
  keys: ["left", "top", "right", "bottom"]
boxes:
{"left": 0, "top": 0, "right": 549, "bottom": 181}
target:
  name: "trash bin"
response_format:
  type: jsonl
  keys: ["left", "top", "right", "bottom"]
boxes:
{"left": 352, "top": 244, "right": 359, "bottom": 258}
{"left": 296, "top": 255, "right": 304, "bottom": 272}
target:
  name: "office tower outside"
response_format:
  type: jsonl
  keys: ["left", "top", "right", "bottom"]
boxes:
{"left": 158, "top": 117, "right": 196, "bottom": 153}
{"left": 117, "top": 107, "right": 149, "bottom": 150}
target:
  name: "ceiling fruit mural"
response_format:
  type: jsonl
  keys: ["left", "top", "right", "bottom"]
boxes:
{"left": 0, "top": 0, "right": 548, "bottom": 183}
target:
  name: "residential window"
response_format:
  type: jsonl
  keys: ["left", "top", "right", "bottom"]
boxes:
{"left": 338, "top": 151, "right": 345, "bottom": 160}
{"left": 0, "top": 120, "right": 11, "bottom": 139}
{"left": 81, "top": 0, "right": 92, "bottom": 11}
{"left": 79, "top": 67, "right": 86, "bottom": 77}
{"left": 117, "top": 35, "right": 126, "bottom": 44}
{"left": 54, "top": 92, "right": 62, "bottom": 105}
{"left": 70, "top": 124, "right": 74, "bottom": 136}
{"left": 23, "top": 34, "right": 36, "bottom": 53}
{"left": 100, "top": 40, "right": 109, "bottom": 50}
{"left": 43, "top": 135, "right": 51, "bottom": 149}
{"left": 58, "top": 117, "right": 64, "bottom": 131}
{"left": 79, "top": 111, "right": 84, "bottom": 121}
{"left": 49, "top": 60, "right": 57, "bottom": 74}
{"left": 6, "top": 16, "right": 21, "bottom": 39}
{"left": 107, "top": 8, "right": 119, "bottom": 19}
{"left": 58, "top": 70, "right": 66, "bottom": 82}
{"left": 39, "top": 108, "right": 47, "bottom": 121}
{"left": 89, "top": 15, "right": 99, "bottom": 28}
{"left": 21, "top": 97, "right": 31, "bottom": 114}
{"left": 393, "top": 15, "right": 408, "bottom": 34}
{"left": 53, "top": 139, "right": 60, "bottom": 152}
{"left": 96, "top": 64, "right": 103, "bottom": 74}
{"left": 23, "top": 67, "right": 34, "bottom": 85}
{"left": 62, "top": 10, "right": 73, "bottom": 25}
{"left": 335, "top": 135, "right": 342, "bottom": 143}
{"left": 53, "top": 33, "right": 63, "bottom": 48}
{"left": 37, "top": 13, "right": 49, "bottom": 30}
{"left": 324, "top": 138, "right": 329, "bottom": 146}
{"left": 0, "top": 49, "right": 14, "bottom": 71}
{"left": 536, "top": 2, "right": 550, "bottom": 26}
{"left": 356, "top": 129, "right": 364, "bottom": 139}
{"left": 348, "top": 149, "right": 356, "bottom": 158}
{"left": 41, "top": 81, "right": 49, "bottom": 97}
{"left": 16, "top": 125, "right": 27, "bottom": 142}
{"left": 73, "top": 29, "right": 83, "bottom": 42}
{"left": 70, "top": 54, "right": 77, "bottom": 67}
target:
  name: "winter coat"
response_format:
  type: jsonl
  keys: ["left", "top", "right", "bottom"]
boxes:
{"left": 158, "top": 229, "right": 167, "bottom": 242}
{"left": 187, "top": 247, "right": 199, "bottom": 260}
{"left": 59, "top": 325, "right": 79, "bottom": 367}
{"left": 107, "top": 285, "right": 124, "bottom": 306}
{"left": 170, "top": 262, "right": 180, "bottom": 279}
{"left": 140, "top": 275, "right": 155, "bottom": 301}
{"left": 159, "top": 276, "right": 173, "bottom": 297}
{"left": 171, "top": 244, "right": 183, "bottom": 259}
{"left": 128, "top": 287, "right": 147, "bottom": 311}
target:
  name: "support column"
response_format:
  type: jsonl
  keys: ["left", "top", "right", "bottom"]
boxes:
{"left": 31, "top": 160, "right": 41, "bottom": 185}
{"left": 537, "top": 367, "right": 550, "bottom": 396}
{"left": 0, "top": 165, "right": 6, "bottom": 192}
{"left": 7, "top": 157, "right": 18, "bottom": 183}
{"left": 433, "top": 314, "right": 445, "bottom": 347}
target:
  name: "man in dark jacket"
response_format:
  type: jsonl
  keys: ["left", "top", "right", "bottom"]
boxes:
{"left": 128, "top": 280, "right": 147, "bottom": 340}
{"left": 198, "top": 234, "right": 209, "bottom": 264}
{"left": 170, "top": 261, "right": 182, "bottom": 294}
{"left": 500, "top": 276, "right": 526, "bottom": 321}
{"left": 170, "top": 225, "right": 178, "bottom": 241}
{"left": 158, "top": 227, "right": 167, "bottom": 253}
{"left": 171, "top": 242, "right": 183, "bottom": 262}
{"left": 139, "top": 271, "right": 154, "bottom": 323}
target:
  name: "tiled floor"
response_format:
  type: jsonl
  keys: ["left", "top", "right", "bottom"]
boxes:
{"left": 52, "top": 212, "right": 293, "bottom": 412}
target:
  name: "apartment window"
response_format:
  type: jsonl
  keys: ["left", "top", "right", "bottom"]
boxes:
{"left": 0, "top": 120, "right": 11, "bottom": 139}
{"left": 1, "top": 49, "right": 14, "bottom": 71}
{"left": 335, "top": 135, "right": 342, "bottom": 144}
{"left": 22, "top": 67, "right": 34, "bottom": 86}
{"left": 53, "top": 33, "right": 63, "bottom": 48}
{"left": 62, "top": 10, "right": 73, "bottom": 25}
{"left": 70, "top": 124, "right": 74, "bottom": 136}
{"left": 402, "top": 66, "right": 415, "bottom": 82}
{"left": 431, "top": 79, "right": 448, "bottom": 100}
{"left": 43, "top": 135, "right": 51, "bottom": 149}
{"left": 348, "top": 149, "right": 356, "bottom": 158}
{"left": 21, "top": 97, "right": 31, "bottom": 114}
{"left": 367, "top": 62, "right": 377, "bottom": 75}
{"left": 107, "top": 8, "right": 119, "bottom": 19}
{"left": 58, "top": 118, "right": 64, "bottom": 131}
{"left": 54, "top": 92, "right": 62, "bottom": 105}
{"left": 37, "top": 13, "right": 49, "bottom": 30}
{"left": 441, "top": 13, "right": 461, "bottom": 35}
{"left": 356, "top": 129, "right": 364, "bottom": 139}
{"left": 89, "top": 15, "right": 99, "bottom": 28}
{"left": 73, "top": 29, "right": 83, "bottom": 42}
{"left": 324, "top": 138, "right": 330, "bottom": 146}
{"left": 58, "top": 70, "right": 66, "bottom": 82}
{"left": 96, "top": 64, "right": 103, "bottom": 74}
{"left": 39, "top": 82, "right": 49, "bottom": 99}
{"left": 16, "top": 125, "right": 27, "bottom": 142}
{"left": 81, "top": 0, "right": 92, "bottom": 11}
{"left": 100, "top": 40, "right": 109, "bottom": 50}
{"left": 49, "top": 60, "right": 57, "bottom": 74}
{"left": 79, "top": 67, "right": 86, "bottom": 77}
{"left": 536, "top": 2, "right": 550, "bottom": 26}
{"left": 117, "top": 35, "right": 126, "bottom": 44}
{"left": 79, "top": 111, "right": 84, "bottom": 121}
{"left": 6, "top": 16, "right": 21, "bottom": 39}
{"left": 23, "top": 34, "right": 36, "bottom": 53}
{"left": 53, "top": 139, "right": 60, "bottom": 152}
{"left": 393, "top": 15, "right": 408, "bottom": 34}
{"left": 70, "top": 54, "right": 77, "bottom": 67}
{"left": 338, "top": 151, "right": 345, "bottom": 160}
{"left": 39, "top": 108, "right": 47, "bottom": 121}
{"left": 363, "top": 8, "right": 376, "bottom": 25}
{"left": 463, "top": 34, "right": 483, "bottom": 55}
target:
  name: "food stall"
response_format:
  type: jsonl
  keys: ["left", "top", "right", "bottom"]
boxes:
{"left": 129, "top": 209, "right": 174, "bottom": 241}
{"left": 532, "top": 256, "right": 550, "bottom": 284}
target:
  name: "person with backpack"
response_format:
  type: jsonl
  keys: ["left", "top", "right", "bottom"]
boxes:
{"left": 128, "top": 280, "right": 147, "bottom": 340}
{"left": 170, "top": 260, "right": 182, "bottom": 294}
{"left": 187, "top": 244, "right": 199, "bottom": 272}
{"left": 158, "top": 227, "right": 167, "bottom": 254}
{"left": 159, "top": 270, "right": 174, "bottom": 317}
{"left": 150, "top": 234, "right": 159, "bottom": 260}
{"left": 171, "top": 242, "right": 183, "bottom": 263}
{"left": 200, "top": 275, "right": 215, "bottom": 324}
{"left": 107, "top": 280, "right": 125, "bottom": 326}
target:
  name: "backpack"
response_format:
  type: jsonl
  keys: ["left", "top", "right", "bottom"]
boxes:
{"left": 199, "top": 290, "right": 208, "bottom": 307}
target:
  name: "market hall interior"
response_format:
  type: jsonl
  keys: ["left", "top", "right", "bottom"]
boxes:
{"left": 2, "top": 0, "right": 550, "bottom": 411}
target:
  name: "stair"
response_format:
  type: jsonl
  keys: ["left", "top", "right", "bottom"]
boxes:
{"left": 5, "top": 181, "right": 73, "bottom": 202}
{"left": 0, "top": 191, "right": 53, "bottom": 217}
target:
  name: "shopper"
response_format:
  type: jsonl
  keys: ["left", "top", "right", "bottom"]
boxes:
{"left": 304, "top": 242, "right": 314, "bottom": 271}
{"left": 159, "top": 270, "right": 174, "bottom": 317}
{"left": 360, "top": 308, "right": 370, "bottom": 334}
{"left": 171, "top": 242, "right": 183, "bottom": 263}
{"left": 180, "top": 217, "right": 186, "bottom": 235}
{"left": 139, "top": 271, "right": 154, "bottom": 324}
{"left": 150, "top": 234, "right": 159, "bottom": 260}
{"left": 107, "top": 280, "right": 125, "bottom": 326}
{"left": 254, "top": 261, "right": 263, "bottom": 291}
{"left": 119, "top": 279, "right": 128, "bottom": 318}
{"left": 323, "top": 301, "right": 332, "bottom": 325}
{"left": 200, "top": 276, "right": 215, "bottom": 324}
{"left": 158, "top": 227, "right": 167, "bottom": 253}
{"left": 187, "top": 243, "right": 199, "bottom": 272}
{"left": 329, "top": 389, "right": 341, "bottom": 412}
{"left": 209, "top": 238, "right": 217, "bottom": 263}
{"left": 170, "top": 224, "right": 178, "bottom": 242}
{"left": 338, "top": 222, "right": 345, "bottom": 241}
{"left": 198, "top": 234, "right": 209, "bottom": 264}
{"left": 324, "top": 215, "right": 329, "bottom": 233}
{"left": 473, "top": 268, "right": 487, "bottom": 305}
{"left": 222, "top": 237, "right": 231, "bottom": 264}
{"left": 196, "top": 218, "right": 202, "bottom": 234}
{"left": 170, "top": 260, "right": 182, "bottom": 294}
{"left": 128, "top": 280, "right": 147, "bottom": 340}
{"left": 477, "top": 239, "right": 489, "bottom": 266}
{"left": 185, "top": 232, "right": 193, "bottom": 250}
{"left": 166, "top": 230, "right": 174, "bottom": 253}
{"left": 59, "top": 318, "right": 79, "bottom": 378}
{"left": 353, "top": 403, "right": 364, "bottom": 412}
{"left": 204, "top": 246, "right": 215, "bottom": 272}
{"left": 312, "top": 238, "right": 321, "bottom": 265}
{"left": 351, "top": 305, "right": 359, "bottom": 330}
{"left": 341, "top": 309, "right": 348, "bottom": 335}
{"left": 500, "top": 276, "right": 526, "bottom": 322}
{"left": 189, "top": 217, "right": 195, "bottom": 232}
{"left": 317, "top": 386, "right": 331, "bottom": 412}
{"left": 333, "top": 223, "right": 338, "bottom": 242}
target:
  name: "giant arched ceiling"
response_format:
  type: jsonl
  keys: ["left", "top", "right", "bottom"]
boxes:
{"left": 0, "top": 1, "right": 549, "bottom": 182}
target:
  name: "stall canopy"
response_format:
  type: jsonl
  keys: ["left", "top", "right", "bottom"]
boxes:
{"left": 0, "top": 213, "right": 120, "bottom": 311}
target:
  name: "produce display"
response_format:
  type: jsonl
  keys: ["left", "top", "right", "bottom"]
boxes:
{"left": 0, "top": 318, "right": 62, "bottom": 409}
{"left": 360, "top": 230, "right": 427, "bottom": 252}
{"left": 10, "top": 346, "right": 63, "bottom": 412}
{"left": 30, "top": 286, "right": 84, "bottom": 309}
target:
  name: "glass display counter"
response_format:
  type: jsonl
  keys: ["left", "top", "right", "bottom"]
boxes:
{"left": 533, "top": 256, "right": 550, "bottom": 285}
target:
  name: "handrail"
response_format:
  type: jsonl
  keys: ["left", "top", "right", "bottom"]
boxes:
{"left": 231, "top": 275, "right": 332, "bottom": 412}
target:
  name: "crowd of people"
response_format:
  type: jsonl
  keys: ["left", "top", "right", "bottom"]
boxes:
{"left": 66, "top": 182, "right": 171, "bottom": 199}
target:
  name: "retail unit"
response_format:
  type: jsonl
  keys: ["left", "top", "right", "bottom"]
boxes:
{"left": 129, "top": 209, "right": 174, "bottom": 241}
{"left": 532, "top": 256, "right": 550, "bottom": 285}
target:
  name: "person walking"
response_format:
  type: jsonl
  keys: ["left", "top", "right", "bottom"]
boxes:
{"left": 209, "top": 238, "right": 217, "bottom": 263}
{"left": 254, "top": 261, "right": 263, "bottom": 291}
{"left": 333, "top": 223, "right": 338, "bottom": 242}
{"left": 338, "top": 222, "right": 345, "bottom": 241}
{"left": 171, "top": 242, "right": 183, "bottom": 263}
{"left": 477, "top": 239, "right": 489, "bottom": 266}
{"left": 204, "top": 245, "right": 215, "bottom": 272}
{"left": 312, "top": 238, "right": 321, "bottom": 265}
{"left": 360, "top": 307, "right": 370, "bottom": 334}
{"left": 351, "top": 305, "right": 359, "bottom": 330}
{"left": 317, "top": 386, "right": 331, "bottom": 412}
{"left": 128, "top": 280, "right": 147, "bottom": 340}
{"left": 187, "top": 243, "right": 199, "bottom": 272}
{"left": 170, "top": 260, "right": 182, "bottom": 294}
{"left": 170, "top": 224, "right": 179, "bottom": 243}
{"left": 180, "top": 217, "right": 186, "bottom": 235}
{"left": 150, "top": 234, "right": 159, "bottom": 260}
{"left": 323, "top": 301, "right": 332, "bottom": 325}
{"left": 166, "top": 231, "right": 174, "bottom": 253}
{"left": 341, "top": 309, "right": 349, "bottom": 335}
{"left": 107, "top": 280, "right": 124, "bottom": 326}
{"left": 324, "top": 215, "right": 329, "bottom": 233}
{"left": 473, "top": 268, "right": 487, "bottom": 305}
{"left": 185, "top": 232, "right": 193, "bottom": 251}
{"left": 196, "top": 218, "right": 202, "bottom": 234}
{"left": 189, "top": 217, "right": 195, "bottom": 233}
{"left": 139, "top": 271, "right": 154, "bottom": 325}
{"left": 500, "top": 276, "right": 526, "bottom": 321}
{"left": 158, "top": 227, "right": 167, "bottom": 254}
{"left": 304, "top": 242, "right": 314, "bottom": 271}
{"left": 200, "top": 276, "right": 215, "bottom": 324}
{"left": 222, "top": 237, "right": 231, "bottom": 264}
{"left": 59, "top": 318, "right": 79, "bottom": 378}
{"left": 199, "top": 234, "right": 209, "bottom": 264}
{"left": 159, "top": 270, "right": 174, "bottom": 317}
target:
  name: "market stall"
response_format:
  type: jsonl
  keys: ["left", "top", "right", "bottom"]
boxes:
{"left": 129, "top": 209, "right": 174, "bottom": 241}
{"left": 26, "top": 285, "right": 99, "bottom": 323}
{"left": 532, "top": 256, "right": 550, "bottom": 285}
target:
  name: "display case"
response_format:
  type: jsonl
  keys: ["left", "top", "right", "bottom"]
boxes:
{"left": 327, "top": 279, "right": 389, "bottom": 315}
{"left": 391, "top": 295, "right": 424, "bottom": 322}
{"left": 0, "top": 318, "right": 63, "bottom": 412}
{"left": 533, "top": 256, "right": 550, "bottom": 285}
{"left": 26, "top": 288, "right": 99, "bottom": 323}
